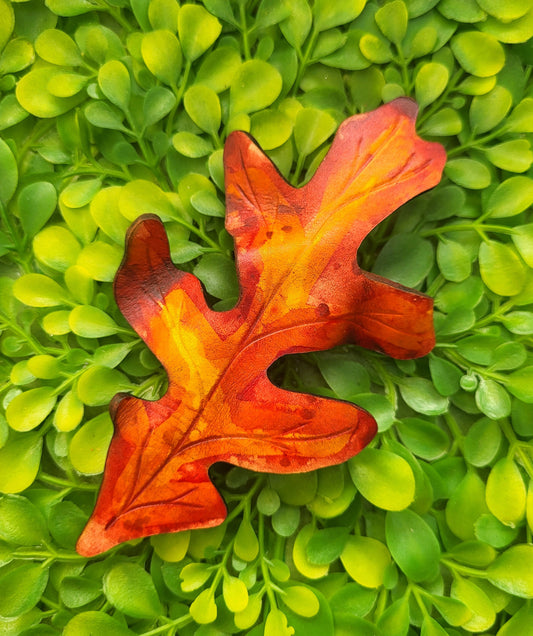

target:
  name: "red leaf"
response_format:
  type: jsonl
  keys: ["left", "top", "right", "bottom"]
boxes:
{"left": 77, "top": 98, "right": 445, "bottom": 556}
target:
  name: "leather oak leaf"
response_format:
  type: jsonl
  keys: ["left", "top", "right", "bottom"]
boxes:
{"left": 77, "top": 98, "right": 446, "bottom": 556}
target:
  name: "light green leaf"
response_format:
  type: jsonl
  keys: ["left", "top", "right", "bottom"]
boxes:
{"left": 445, "top": 158, "right": 491, "bottom": 189}
{"left": 486, "top": 139, "right": 533, "bottom": 172}
{"left": 35, "top": 29, "right": 82, "bottom": 66}
{"left": 230, "top": 59, "right": 282, "bottom": 115}
{"left": 486, "top": 458, "right": 526, "bottom": 527}
{"left": 141, "top": 30, "right": 182, "bottom": 86}
{"left": 69, "top": 412, "right": 114, "bottom": 474}
{"left": 0, "top": 137, "right": 17, "bottom": 206}
{"left": 6, "top": 387, "right": 57, "bottom": 432}
{"left": 451, "top": 31, "right": 505, "bottom": 77}
{"left": 415, "top": 62, "right": 449, "bottom": 109}
{"left": 469, "top": 85, "right": 512, "bottom": 133}
{"left": 0, "top": 433, "right": 42, "bottom": 494}
{"left": 479, "top": 240, "right": 527, "bottom": 296}
{"left": 375, "top": 1, "right": 408, "bottom": 45}
{"left": 487, "top": 544, "right": 533, "bottom": 598}
{"left": 340, "top": 535, "right": 391, "bottom": 588}
{"left": 349, "top": 447, "right": 415, "bottom": 510}
{"left": 98, "top": 60, "right": 131, "bottom": 112}
{"left": 486, "top": 176, "right": 533, "bottom": 218}
{"left": 104, "top": 562, "right": 163, "bottom": 619}
{"left": 178, "top": 4, "right": 221, "bottom": 62}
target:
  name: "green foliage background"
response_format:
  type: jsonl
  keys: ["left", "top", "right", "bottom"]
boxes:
{"left": 1, "top": 0, "right": 533, "bottom": 633}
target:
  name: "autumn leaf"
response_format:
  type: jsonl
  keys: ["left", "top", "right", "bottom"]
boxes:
{"left": 77, "top": 98, "right": 446, "bottom": 556}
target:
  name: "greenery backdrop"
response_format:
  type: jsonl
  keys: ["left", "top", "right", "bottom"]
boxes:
{"left": 1, "top": 0, "right": 533, "bottom": 634}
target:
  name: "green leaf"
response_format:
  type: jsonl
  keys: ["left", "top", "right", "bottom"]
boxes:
{"left": 272, "top": 503, "right": 300, "bottom": 536}
{"left": 469, "top": 85, "right": 512, "bottom": 134}
{"left": 293, "top": 524, "right": 329, "bottom": 579}
{"left": 396, "top": 418, "right": 449, "bottom": 460}
{"left": 486, "top": 139, "right": 533, "bottom": 172}
{"left": 386, "top": 509, "right": 441, "bottom": 582}
{"left": 373, "top": 233, "right": 434, "bottom": 287}
{"left": 193, "top": 253, "right": 238, "bottom": 300}
{"left": 172, "top": 131, "right": 213, "bottom": 158}
{"left": 0, "top": 137, "right": 17, "bottom": 206}
{"left": 46, "top": 0, "right": 99, "bottom": 16}
{"left": 235, "top": 593, "right": 263, "bottom": 630}
{"left": 446, "top": 470, "right": 489, "bottom": 540}
{"left": 230, "top": 59, "right": 282, "bottom": 116}
{"left": 13, "top": 274, "right": 67, "bottom": 307}
{"left": 445, "top": 158, "right": 491, "bottom": 189}
{"left": 69, "top": 412, "right": 114, "bottom": 474}
{"left": 475, "top": 513, "right": 520, "bottom": 549}
{"left": 376, "top": 597, "right": 409, "bottom": 636}
{"left": 497, "top": 603, "right": 533, "bottom": 636}
{"left": 184, "top": 84, "right": 221, "bottom": 136}
{"left": 486, "top": 176, "right": 533, "bottom": 218}
{"left": 190, "top": 588, "right": 217, "bottom": 624}
{"left": 429, "top": 356, "right": 461, "bottom": 397}
{"left": 151, "top": 531, "right": 190, "bottom": 562}
{"left": 77, "top": 366, "right": 130, "bottom": 407}
{"left": 314, "top": 0, "right": 365, "bottom": 32}
{"left": 178, "top": 4, "right": 222, "bottom": 62}
{"left": 451, "top": 31, "right": 505, "bottom": 77}
{"left": 463, "top": 418, "right": 501, "bottom": 467}
{"left": 250, "top": 109, "right": 293, "bottom": 150}
{"left": 148, "top": 0, "right": 179, "bottom": 30}
{"left": 451, "top": 577, "right": 496, "bottom": 632}
{"left": 511, "top": 224, "right": 533, "bottom": 267}
{"left": 487, "top": 544, "right": 533, "bottom": 598}
{"left": 486, "top": 458, "right": 526, "bottom": 527}
{"left": 317, "top": 354, "right": 370, "bottom": 399}
{"left": 119, "top": 179, "right": 177, "bottom": 222}
{"left": 479, "top": 240, "right": 527, "bottom": 295}
{"left": 399, "top": 378, "right": 449, "bottom": 416}
{"left": 104, "top": 562, "right": 162, "bottom": 619}
{"left": 340, "top": 535, "right": 391, "bottom": 588}
{"left": 306, "top": 527, "right": 349, "bottom": 565}
{"left": 16, "top": 67, "right": 85, "bottom": 118}
{"left": 60, "top": 575, "right": 103, "bottom": 609}
{"left": 84, "top": 101, "right": 127, "bottom": 132}
{"left": 141, "top": 30, "right": 182, "bottom": 86}
{"left": 359, "top": 34, "right": 393, "bottom": 64}
{"left": 6, "top": 387, "right": 56, "bottom": 432}
{"left": 415, "top": 62, "right": 449, "bottom": 109}
{"left": 282, "top": 585, "right": 320, "bottom": 617}
{"left": 64, "top": 611, "right": 134, "bottom": 636}
{"left": 505, "top": 97, "right": 533, "bottom": 133}
{"left": 0, "top": 433, "right": 42, "bottom": 493}
{"left": 223, "top": 574, "right": 248, "bottom": 613}
{"left": 476, "top": 377, "right": 511, "bottom": 419}
{"left": 0, "top": 563, "right": 49, "bottom": 617}
{"left": 68, "top": 305, "right": 121, "bottom": 338}
{"left": 234, "top": 519, "right": 259, "bottom": 562}
{"left": 431, "top": 594, "right": 472, "bottom": 627}
{"left": 180, "top": 562, "right": 212, "bottom": 592}
{"left": 35, "top": 29, "right": 82, "bottom": 66}
{"left": 143, "top": 86, "right": 176, "bottom": 127}
{"left": 349, "top": 448, "right": 415, "bottom": 511}
{"left": 77, "top": 241, "right": 123, "bottom": 282}
{"left": 190, "top": 189, "right": 225, "bottom": 218}
{"left": 98, "top": 60, "right": 131, "bottom": 112}
{"left": 293, "top": 107, "right": 336, "bottom": 157}
{"left": 48, "top": 500, "right": 87, "bottom": 549}
{"left": 506, "top": 366, "right": 533, "bottom": 402}
{"left": 18, "top": 182, "right": 57, "bottom": 238}
{"left": 0, "top": 495, "right": 48, "bottom": 546}
{"left": 421, "top": 615, "right": 449, "bottom": 636}
{"left": 196, "top": 46, "right": 242, "bottom": 93}
{"left": 477, "top": 0, "right": 532, "bottom": 21}
{"left": 437, "top": 239, "right": 471, "bottom": 282}
{"left": 375, "top": 1, "right": 408, "bottom": 45}
{"left": 33, "top": 225, "right": 81, "bottom": 272}
{"left": 264, "top": 608, "right": 294, "bottom": 636}
{"left": 0, "top": 0, "right": 14, "bottom": 54}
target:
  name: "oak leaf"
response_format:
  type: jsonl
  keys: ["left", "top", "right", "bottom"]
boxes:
{"left": 77, "top": 98, "right": 445, "bottom": 556}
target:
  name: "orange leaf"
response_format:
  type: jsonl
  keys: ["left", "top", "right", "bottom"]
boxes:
{"left": 77, "top": 98, "right": 445, "bottom": 556}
